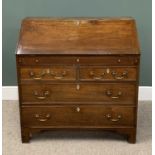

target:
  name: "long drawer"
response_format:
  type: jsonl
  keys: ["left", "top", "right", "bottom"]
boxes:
{"left": 17, "top": 56, "right": 139, "bottom": 66}
{"left": 21, "top": 83, "right": 136, "bottom": 104}
{"left": 21, "top": 105, "right": 135, "bottom": 127}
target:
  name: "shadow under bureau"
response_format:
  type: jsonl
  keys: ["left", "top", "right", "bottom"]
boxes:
{"left": 16, "top": 17, "right": 140, "bottom": 143}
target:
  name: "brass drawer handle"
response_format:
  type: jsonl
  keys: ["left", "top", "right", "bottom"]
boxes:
{"left": 29, "top": 71, "right": 46, "bottom": 80}
{"left": 105, "top": 90, "right": 122, "bottom": 99}
{"left": 29, "top": 70, "right": 67, "bottom": 80}
{"left": 36, "top": 96, "right": 46, "bottom": 100}
{"left": 105, "top": 114, "right": 122, "bottom": 122}
{"left": 34, "top": 114, "right": 51, "bottom": 122}
{"left": 33, "top": 90, "right": 50, "bottom": 100}
{"left": 89, "top": 71, "right": 105, "bottom": 80}
{"left": 50, "top": 71, "right": 67, "bottom": 79}
{"left": 111, "top": 71, "right": 128, "bottom": 80}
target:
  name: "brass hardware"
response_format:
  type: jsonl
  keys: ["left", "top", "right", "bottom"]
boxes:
{"left": 54, "top": 76, "right": 63, "bottom": 80}
{"left": 117, "top": 59, "right": 121, "bottom": 63}
{"left": 46, "top": 69, "right": 50, "bottom": 74}
{"left": 134, "top": 59, "right": 138, "bottom": 64}
{"left": 111, "top": 96, "right": 120, "bottom": 99}
{"left": 105, "top": 114, "right": 122, "bottom": 122}
{"left": 35, "top": 59, "right": 39, "bottom": 63}
{"left": 106, "top": 114, "right": 111, "bottom": 118}
{"left": 34, "top": 113, "right": 51, "bottom": 122}
{"left": 76, "top": 107, "right": 80, "bottom": 112}
{"left": 89, "top": 71, "right": 105, "bottom": 80}
{"left": 29, "top": 71, "right": 46, "bottom": 80}
{"left": 36, "top": 96, "right": 46, "bottom": 100}
{"left": 105, "top": 90, "right": 122, "bottom": 99}
{"left": 111, "top": 70, "right": 128, "bottom": 80}
{"left": 30, "top": 70, "right": 67, "bottom": 80}
{"left": 76, "top": 58, "right": 80, "bottom": 62}
{"left": 50, "top": 71, "right": 67, "bottom": 79}
{"left": 106, "top": 68, "right": 110, "bottom": 74}
{"left": 76, "top": 84, "right": 80, "bottom": 90}
{"left": 33, "top": 90, "right": 50, "bottom": 100}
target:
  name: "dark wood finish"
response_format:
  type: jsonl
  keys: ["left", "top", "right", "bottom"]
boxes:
{"left": 17, "top": 55, "right": 139, "bottom": 66}
{"left": 21, "top": 105, "right": 135, "bottom": 126}
{"left": 21, "top": 83, "right": 136, "bottom": 104}
{"left": 21, "top": 127, "right": 30, "bottom": 143}
{"left": 20, "top": 66, "right": 137, "bottom": 82}
{"left": 16, "top": 17, "right": 140, "bottom": 55}
{"left": 16, "top": 17, "right": 140, "bottom": 143}
{"left": 80, "top": 66, "right": 137, "bottom": 81}
{"left": 20, "top": 66, "right": 76, "bottom": 81}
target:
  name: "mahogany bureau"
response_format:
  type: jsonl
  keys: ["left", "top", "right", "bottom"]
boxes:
{"left": 16, "top": 17, "right": 140, "bottom": 143}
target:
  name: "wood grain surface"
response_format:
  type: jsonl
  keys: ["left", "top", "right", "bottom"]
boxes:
{"left": 16, "top": 17, "right": 140, "bottom": 143}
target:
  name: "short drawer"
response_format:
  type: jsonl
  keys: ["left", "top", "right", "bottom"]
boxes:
{"left": 20, "top": 66, "right": 76, "bottom": 81}
{"left": 21, "top": 83, "right": 136, "bottom": 104}
{"left": 79, "top": 66, "right": 137, "bottom": 81}
{"left": 17, "top": 55, "right": 139, "bottom": 66}
{"left": 21, "top": 105, "right": 135, "bottom": 127}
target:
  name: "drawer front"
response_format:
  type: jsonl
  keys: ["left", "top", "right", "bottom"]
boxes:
{"left": 20, "top": 66, "right": 76, "bottom": 81}
{"left": 18, "top": 56, "right": 76, "bottom": 65}
{"left": 17, "top": 56, "right": 139, "bottom": 66}
{"left": 80, "top": 66, "right": 137, "bottom": 81}
{"left": 21, "top": 105, "right": 135, "bottom": 127}
{"left": 21, "top": 84, "right": 136, "bottom": 104}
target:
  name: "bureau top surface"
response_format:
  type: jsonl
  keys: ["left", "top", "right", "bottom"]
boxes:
{"left": 16, "top": 17, "right": 140, "bottom": 55}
